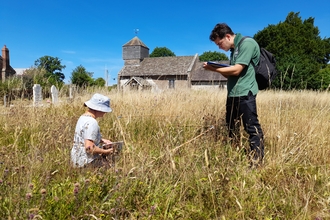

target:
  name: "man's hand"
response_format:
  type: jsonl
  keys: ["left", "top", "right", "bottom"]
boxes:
{"left": 203, "top": 62, "right": 217, "bottom": 71}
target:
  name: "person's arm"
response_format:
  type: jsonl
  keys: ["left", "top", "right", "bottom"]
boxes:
{"left": 84, "top": 139, "right": 114, "bottom": 155}
{"left": 203, "top": 62, "right": 245, "bottom": 77}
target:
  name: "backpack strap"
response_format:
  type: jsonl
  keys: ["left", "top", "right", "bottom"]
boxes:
{"left": 236, "top": 36, "right": 258, "bottom": 67}
{"left": 237, "top": 36, "right": 249, "bottom": 48}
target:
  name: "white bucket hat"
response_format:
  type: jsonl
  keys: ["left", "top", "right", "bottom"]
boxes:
{"left": 84, "top": 93, "right": 112, "bottom": 113}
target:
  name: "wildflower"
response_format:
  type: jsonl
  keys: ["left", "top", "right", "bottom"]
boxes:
{"left": 29, "top": 183, "right": 34, "bottom": 189}
{"left": 150, "top": 205, "right": 156, "bottom": 214}
{"left": 0, "top": 179, "right": 3, "bottom": 184}
{"left": 73, "top": 187, "right": 79, "bottom": 196}
{"left": 28, "top": 213, "right": 35, "bottom": 220}
{"left": 74, "top": 182, "right": 80, "bottom": 188}
{"left": 40, "top": 189, "right": 46, "bottom": 195}
{"left": 85, "top": 179, "right": 90, "bottom": 184}
{"left": 54, "top": 196, "right": 59, "bottom": 202}
{"left": 26, "top": 193, "right": 32, "bottom": 200}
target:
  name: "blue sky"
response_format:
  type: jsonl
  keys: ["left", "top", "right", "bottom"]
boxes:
{"left": 2, "top": 0, "right": 329, "bottom": 85}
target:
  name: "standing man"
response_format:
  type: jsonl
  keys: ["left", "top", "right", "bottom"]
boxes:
{"left": 203, "top": 23, "right": 264, "bottom": 166}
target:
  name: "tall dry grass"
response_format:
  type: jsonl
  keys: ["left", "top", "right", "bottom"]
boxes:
{"left": 0, "top": 89, "right": 329, "bottom": 219}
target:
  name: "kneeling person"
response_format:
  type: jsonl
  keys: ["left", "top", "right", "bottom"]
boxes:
{"left": 71, "top": 93, "right": 116, "bottom": 168}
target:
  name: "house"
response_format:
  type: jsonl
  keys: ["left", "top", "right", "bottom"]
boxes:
{"left": 117, "top": 36, "right": 227, "bottom": 92}
{"left": 14, "top": 68, "right": 28, "bottom": 76}
{"left": 1, "top": 45, "right": 16, "bottom": 82}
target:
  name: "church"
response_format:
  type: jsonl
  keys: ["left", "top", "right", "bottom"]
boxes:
{"left": 117, "top": 36, "right": 228, "bottom": 92}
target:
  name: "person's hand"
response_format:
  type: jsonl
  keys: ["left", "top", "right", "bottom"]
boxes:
{"left": 105, "top": 147, "right": 115, "bottom": 155}
{"left": 202, "top": 62, "right": 208, "bottom": 68}
{"left": 102, "top": 139, "right": 112, "bottom": 145}
{"left": 203, "top": 62, "right": 216, "bottom": 71}
{"left": 102, "top": 142, "right": 113, "bottom": 149}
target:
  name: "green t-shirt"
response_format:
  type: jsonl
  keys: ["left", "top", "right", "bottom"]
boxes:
{"left": 228, "top": 33, "right": 260, "bottom": 97}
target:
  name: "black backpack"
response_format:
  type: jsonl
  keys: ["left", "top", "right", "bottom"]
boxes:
{"left": 237, "top": 37, "right": 277, "bottom": 90}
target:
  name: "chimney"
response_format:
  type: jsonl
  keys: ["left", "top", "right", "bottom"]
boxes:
{"left": 2, "top": 45, "right": 11, "bottom": 82}
{"left": 2, "top": 45, "right": 9, "bottom": 71}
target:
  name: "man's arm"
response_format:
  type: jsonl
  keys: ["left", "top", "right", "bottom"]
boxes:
{"left": 203, "top": 62, "right": 246, "bottom": 77}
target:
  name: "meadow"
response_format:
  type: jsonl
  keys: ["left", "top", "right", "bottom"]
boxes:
{"left": 0, "top": 89, "right": 329, "bottom": 219}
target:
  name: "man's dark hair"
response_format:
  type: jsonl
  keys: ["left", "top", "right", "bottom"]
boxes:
{"left": 209, "top": 23, "right": 234, "bottom": 41}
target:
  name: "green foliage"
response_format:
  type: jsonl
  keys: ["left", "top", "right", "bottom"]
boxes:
{"left": 0, "top": 67, "right": 68, "bottom": 101}
{"left": 0, "top": 76, "right": 25, "bottom": 101}
{"left": 150, "top": 47, "right": 176, "bottom": 57}
{"left": 22, "top": 67, "right": 61, "bottom": 98}
{"left": 311, "top": 65, "right": 330, "bottom": 90}
{"left": 199, "top": 51, "right": 229, "bottom": 62}
{"left": 254, "top": 12, "right": 330, "bottom": 90}
{"left": 34, "top": 56, "right": 66, "bottom": 88}
{"left": 93, "top": 77, "right": 106, "bottom": 87}
{"left": 23, "top": 67, "right": 48, "bottom": 90}
{"left": 70, "top": 65, "right": 107, "bottom": 88}
{"left": 70, "top": 65, "right": 94, "bottom": 87}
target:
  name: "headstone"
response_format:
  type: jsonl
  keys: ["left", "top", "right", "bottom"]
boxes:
{"left": 69, "top": 87, "right": 73, "bottom": 99}
{"left": 33, "top": 84, "right": 42, "bottom": 106}
{"left": 51, "top": 85, "right": 59, "bottom": 105}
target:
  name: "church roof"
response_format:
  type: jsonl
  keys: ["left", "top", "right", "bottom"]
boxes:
{"left": 118, "top": 55, "right": 196, "bottom": 76}
{"left": 192, "top": 61, "right": 229, "bottom": 82}
{"left": 123, "top": 76, "right": 151, "bottom": 87}
{"left": 123, "top": 36, "right": 149, "bottom": 49}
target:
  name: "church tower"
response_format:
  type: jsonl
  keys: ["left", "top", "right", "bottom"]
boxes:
{"left": 122, "top": 36, "right": 149, "bottom": 65}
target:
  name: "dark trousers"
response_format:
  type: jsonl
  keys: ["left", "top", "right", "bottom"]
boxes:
{"left": 226, "top": 91, "right": 264, "bottom": 161}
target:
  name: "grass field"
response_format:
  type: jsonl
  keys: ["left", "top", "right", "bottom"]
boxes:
{"left": 0, "top": 89, "right": 329, "bottom": 219}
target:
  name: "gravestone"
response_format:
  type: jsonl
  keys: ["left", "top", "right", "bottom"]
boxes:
{"left": 69, "top": 86, "right": 73, "bottom": 99}
{"left": 51, "top": 85, "right": 59, "bottom": 105}
{"left": 33, "top": 84, "right": 42, "bottom": 106}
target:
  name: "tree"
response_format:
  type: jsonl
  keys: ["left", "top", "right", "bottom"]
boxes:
{"left": 34, "top": 56, "right": 66, "bottom": 88}
{"left": 70, "top": 65, "right": 94, "bottom": 87}
{"left": 93, "top": 77, "right": 106, "bottom": 87}
{"left": 313, "top": 64, "right": 330, "bottom": 90}
{"left": 150, "top": 47, "right": 176, "bottom": 57}
{"left": 254, "top": 12, "right": 330, "bottom": 90}
{"left": 199, "top": 51, "right": 229, "bottom": 62}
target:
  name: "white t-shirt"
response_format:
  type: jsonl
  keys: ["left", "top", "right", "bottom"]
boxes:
{"left": 70, "top": 115, "right": 102, "bottom": 167}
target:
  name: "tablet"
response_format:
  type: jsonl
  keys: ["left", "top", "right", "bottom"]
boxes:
{"left": 207, "top": 61, "right": 230, "bottom": 68}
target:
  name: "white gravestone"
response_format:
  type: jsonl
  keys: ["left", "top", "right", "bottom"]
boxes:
{"left": 33, "top": 84, "right": 43, "bottom": 106}
{"left": 51, "top": 85, "right": 59, "bottom": 105}
{"left": 69, "top": 87, "right": 73, "bottom": 99}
